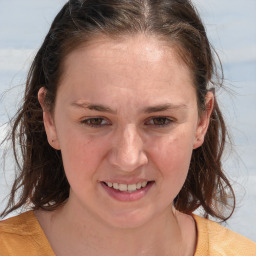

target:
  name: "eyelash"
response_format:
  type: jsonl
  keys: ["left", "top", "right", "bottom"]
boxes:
{"left": 144, "top": 117, "right": 174, "bottom": 127}
{"left": 80, "top": 116, "right": 174, "bottom": 128}
{"left": 80, "top": 117, "right": 111, "bottom": 128}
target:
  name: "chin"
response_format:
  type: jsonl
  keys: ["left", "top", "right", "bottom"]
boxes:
{"left": 98, "top": 205, "right": 159, "bottom": 229}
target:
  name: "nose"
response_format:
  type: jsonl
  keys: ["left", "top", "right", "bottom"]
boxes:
{"left": 108, "top": 124, "right": 148, "bottom": 172}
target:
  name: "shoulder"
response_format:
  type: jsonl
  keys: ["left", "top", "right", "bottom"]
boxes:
{"left": 193, "top": 214, "right": 256, "bottom": 256}
{"left": 0, "top": 211, "right": 37, "bottom": 239}
{"left": 0, "top": 211, "right": 54, "bottom": 256}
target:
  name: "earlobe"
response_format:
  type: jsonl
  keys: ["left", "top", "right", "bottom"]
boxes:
{"left": 38, "top": 87, "right": 60, "bottom": 150}
{"left": 193, "top": 91, "right": 214, "bottom": 149}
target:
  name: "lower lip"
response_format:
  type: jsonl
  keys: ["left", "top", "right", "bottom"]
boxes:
{"left": 100, "top": 182, "right": 154, "bottom": 202}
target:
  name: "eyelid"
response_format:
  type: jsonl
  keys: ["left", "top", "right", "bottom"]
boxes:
{"left": 79, "top": 116, "right": 175, "bottom": 128}
{"left": 80, "top": 116, "right": 112, "bottom": 127}
{"left": 144, "top": 116, "right": 175, "bottom": 127}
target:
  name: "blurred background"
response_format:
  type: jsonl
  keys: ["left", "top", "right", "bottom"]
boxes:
{"left": 0, "top": 0, "right": 255, "bottom": 241}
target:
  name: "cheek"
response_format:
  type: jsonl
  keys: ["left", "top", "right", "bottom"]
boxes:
{"left": 149, "top": 135, "right": 194, "bottom": 202}
{"left": 148, "top": 130, "right": 194, "bottom": 181}
{"left": 57, "top": 128, "right": 107, "bottom": 183}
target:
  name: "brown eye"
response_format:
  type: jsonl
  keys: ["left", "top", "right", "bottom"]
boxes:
{"left": 145, "top": 117, "right": 173, "bottom": 127}
{"left": 88, "top": 118, "right": 104, "bottom": 125}
{"left": 81, "top": 117, "right": 110, "bottom": 127}
{"left": 152, "top": 117, "right": 169, "bottom": 125}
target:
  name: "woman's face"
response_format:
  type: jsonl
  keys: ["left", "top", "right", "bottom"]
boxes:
{"left": 41, "top": 34, "right": 212, "bottom": 228}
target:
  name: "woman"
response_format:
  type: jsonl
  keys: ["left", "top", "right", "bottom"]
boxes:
{"left": 0, "top": 0, "right": 255, "bottom": 255}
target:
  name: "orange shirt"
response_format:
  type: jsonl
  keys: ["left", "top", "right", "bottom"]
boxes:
{"left": 0, "top": 211, "right": 255, "bottom": 256}
{"left": 193, "top": 214, "right": 256, "bottom": 255}
{"left": 0, "top": 211, "right": 54, "bottom": 256}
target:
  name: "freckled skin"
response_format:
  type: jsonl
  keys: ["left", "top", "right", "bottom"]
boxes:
{"left": 40, "top": 34, "right": 213, "bottom": 230}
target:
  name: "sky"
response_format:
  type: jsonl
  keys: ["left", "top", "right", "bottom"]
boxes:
{"left": 0, "top": 0, "right": 255, "bottom": 241}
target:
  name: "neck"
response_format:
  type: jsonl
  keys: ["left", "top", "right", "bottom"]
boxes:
{"left": 37, "top": 198, "right": 196, "bottom": 256}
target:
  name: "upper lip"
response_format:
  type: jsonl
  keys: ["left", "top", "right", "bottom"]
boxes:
{"left": 100, "top": 179, "right": 153, "bottom": 185}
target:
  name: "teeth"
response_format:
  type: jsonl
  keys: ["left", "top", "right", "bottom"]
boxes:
{"left": 128, "top": 184, "right": 137, "bottom": 192}
{"left": 105, "top": 181, "right": 149, "bottom": 192}
{"left": 113, "top": 183, "right": 119, "bottom": 189}
{"left": 119, "top": 184, "right": 127, "bottom": 191}
{"left": 141, "top": 181, "right": 147, "bottom": 188}
{"left": 136, "top": 183, "right": 142, "bottom": 189}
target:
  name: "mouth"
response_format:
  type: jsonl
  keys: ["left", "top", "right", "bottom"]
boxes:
{"left": 102, "top": 181, "right": 153, "bottom": 192}
{"left": 100, "top": 181, "right": 155, "bottom": 201}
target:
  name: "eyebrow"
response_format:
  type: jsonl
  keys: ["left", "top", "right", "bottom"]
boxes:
{"left": 70, "top": 102, "right": 188, "bottom": 114}
{"left": 143, "top": 103, "right": 188, "bottom": 113}
{"left": 71, "top": 102, "right": 116, "bottom": 114}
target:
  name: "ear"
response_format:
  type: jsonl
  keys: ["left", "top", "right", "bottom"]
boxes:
{"left": 38, "top": 87, "right": 60, "bottom": 150}
{"left": 193, "top": 91, "right": 214, "bottom": 149}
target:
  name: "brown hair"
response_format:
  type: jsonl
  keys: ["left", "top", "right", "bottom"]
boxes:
{"left": 1, "top": 0, "right": 235, "bottom": 220}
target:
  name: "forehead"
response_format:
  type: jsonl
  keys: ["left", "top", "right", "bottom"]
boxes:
{"left": 62, "top": 34, "right": 193, "bottom": 82}
{"left": 58, "top": 34, "right": 196, "bottom": 106}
